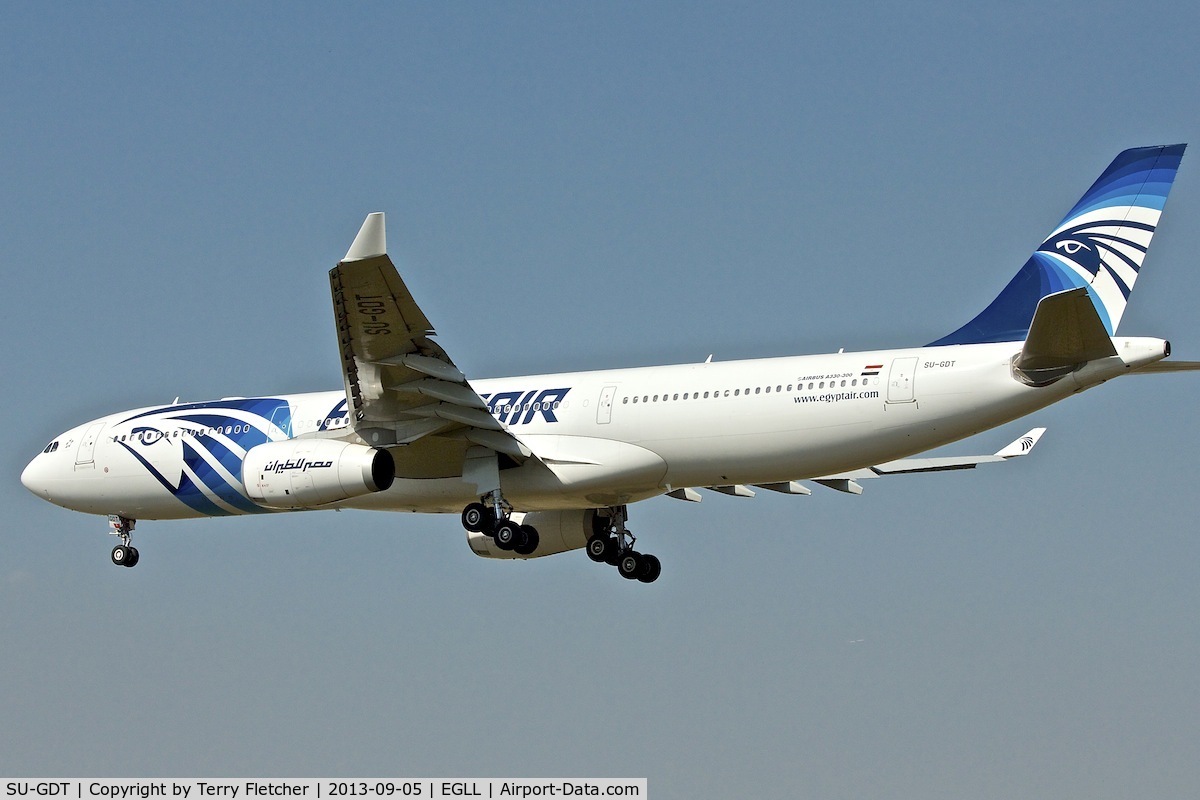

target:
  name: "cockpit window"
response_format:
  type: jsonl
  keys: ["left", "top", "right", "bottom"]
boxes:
{"left": 42, "top": 441, "right": 59, "bottom": 454}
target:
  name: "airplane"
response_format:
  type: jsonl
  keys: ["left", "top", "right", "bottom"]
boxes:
{"left": 21, "top": 144, "right": 1200, "bottom": 583}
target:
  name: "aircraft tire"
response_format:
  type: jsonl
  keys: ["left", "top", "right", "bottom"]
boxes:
{"left": 586, "top": 536, "right": 610, "bottom": 563}
{"left": 637, "top": 554, "right": 661, "bottom": 583}
{"left": 462, "top": 503, "right": 489, "bottom": 533}
{"left": 493, "top": 520, "right": 519, "bottom": 551}
{"left": 514, "top": 525, "right": 540, "bottom": 556}
{"left": 125, "top": 547, "right": 140, "bottom": 568}
{"left": 111, "top": 545, "right": 128, "bottom": 566}
{"left": 618, "top": 552, "right": 643, "bottom": 580}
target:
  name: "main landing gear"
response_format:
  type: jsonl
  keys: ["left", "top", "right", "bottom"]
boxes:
{"left": 108, "top": 515, "right": 140, "bottom": 568}
{"left": 586, "top": 505, "right": 661, "bottom": 584}
{"left": 462, "top": 492, "right": 540, "bottom": 556}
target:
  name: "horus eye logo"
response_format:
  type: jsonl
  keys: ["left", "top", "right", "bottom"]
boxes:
{"left": 1019, "top": 435, "right": 1035, "bottom": 452}
{"left": 1055, "top": 240, "right": 1090, "bottom": 256}
{"left": 1039, "top": 218, "right": 1154, "bottom": 299}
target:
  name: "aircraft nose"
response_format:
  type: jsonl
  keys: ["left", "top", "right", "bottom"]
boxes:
{"left": 21, "top": 454, "right": 51, "bottom": 498}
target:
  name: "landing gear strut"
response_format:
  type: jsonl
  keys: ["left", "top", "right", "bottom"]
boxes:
{"left": 108, "top": 515, "right": 140, "bottom": 568}
{"left": 462, "top": 491, "right": 540, "bottom": 557}
{"left": 586, "top": 505, "right": 661, "bottom": 583}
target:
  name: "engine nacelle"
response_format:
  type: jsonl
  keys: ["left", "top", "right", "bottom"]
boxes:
{"left": 467, "top": 509, "right": 598, "bottom": 559}
{"left": 243, "top": 439, "right": 395, "bottom": 510}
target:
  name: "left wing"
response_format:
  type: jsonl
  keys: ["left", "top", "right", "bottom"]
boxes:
{"left": 329, "top": 213, "right": 531, "bottom": 478}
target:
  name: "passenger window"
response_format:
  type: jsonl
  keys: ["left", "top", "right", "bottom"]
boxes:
{"left": 622, "top": 397, "right": 628, "bottom": 404}
{"left": 755, "top": 387, "right": 761, "bottom": 394}
{"left": 734, "top": 389, "right": 740, "bottom": 396}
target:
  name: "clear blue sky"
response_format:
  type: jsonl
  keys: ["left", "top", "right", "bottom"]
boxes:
{"left": 4, "top": 3, "right": 1200, "bottom": 797}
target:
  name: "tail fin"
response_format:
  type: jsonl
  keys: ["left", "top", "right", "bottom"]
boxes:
{"left": 929, "top": 144, "right": 1186, "bottom": 346}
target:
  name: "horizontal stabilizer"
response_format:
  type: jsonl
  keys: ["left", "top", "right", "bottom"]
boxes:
{"left": 1132, "top": 360, "right": 1200, "bottom": 374}
{"left": 1014, "top": 288, "right": 1116, "bottom": 384}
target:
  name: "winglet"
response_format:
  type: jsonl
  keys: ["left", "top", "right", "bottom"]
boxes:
{"left": 994, "top": 427, "right": 1046, "bottom": 458}
{"left": 344, "top": 212, "right": 387, "bottom": 261}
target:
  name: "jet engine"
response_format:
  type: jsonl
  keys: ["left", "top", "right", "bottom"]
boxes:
{"left": 467, "top": 509, "right": 597, "bottom": 559}
{"left": 243, "top": 439, "right": 395, "bottom": 510}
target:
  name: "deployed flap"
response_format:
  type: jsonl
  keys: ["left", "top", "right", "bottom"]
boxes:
{"left": 1014, "top": 288, "right": 1116, "bottom": 382}
{"left": 330, "top": 213, "right": 530, "bottom": 477}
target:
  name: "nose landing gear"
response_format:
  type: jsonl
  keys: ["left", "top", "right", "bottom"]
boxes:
{"left": 108, "top": 515, "right": 139, "bottom": 567}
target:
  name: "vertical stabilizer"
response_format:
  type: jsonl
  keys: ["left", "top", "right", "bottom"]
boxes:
{"left": 930, "top": 145, "right": 1186, "bottom": 346}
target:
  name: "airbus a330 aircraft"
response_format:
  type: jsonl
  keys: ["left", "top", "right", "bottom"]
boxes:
{"left": 22, "top": 145, "right": 1199, "bottom": 582}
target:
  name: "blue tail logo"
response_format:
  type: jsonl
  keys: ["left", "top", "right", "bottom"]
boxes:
{"left": 930, "top": 144, "right": 1186, "bottom": 346}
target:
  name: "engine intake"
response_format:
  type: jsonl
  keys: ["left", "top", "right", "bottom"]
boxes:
{"left": 243, "top": 439, "right": 394, "bottom": 510}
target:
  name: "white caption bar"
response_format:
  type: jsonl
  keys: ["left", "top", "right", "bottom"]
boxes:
{"left": 2, "top": 781, "right": 646, "bottom": 800}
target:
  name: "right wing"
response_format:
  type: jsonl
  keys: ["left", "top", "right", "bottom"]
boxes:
{"left": 810, "top": 428, "right": 1047, "bottom": 493}
{"left": 668, "top": 429, "right": 1048, "bottom": 500}
{"left": 329, "top": 213, "right": 531, "bottom": 478}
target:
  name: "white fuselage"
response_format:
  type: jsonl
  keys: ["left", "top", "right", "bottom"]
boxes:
{"left": 21, "top": 337, "right": 1169, "bottom": 520}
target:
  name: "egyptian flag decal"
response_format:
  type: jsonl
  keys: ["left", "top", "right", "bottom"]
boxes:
{"left": 861, "top": 364, "right": 883, "bottom": 376}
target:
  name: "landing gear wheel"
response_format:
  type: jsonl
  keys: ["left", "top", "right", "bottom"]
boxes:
{"left": 514, "top": 525, "right": 540, "bottom": 556}
{"left": 462, "top": 502, "right": 489, "bottom": 533}
{"left": 493, "top": 520, "right": 520, "bottom": 551}
{"left": 618, "top": 551, "right": 644, "bottom": 580}
{"left": 587, "top": 535, "right": 614, "bottom": 563}
{"left": 108, "top": 515, "right": 139, "bottom": 567}
{"left": 636, "top": 553, "right": 661, "bottom": 583}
